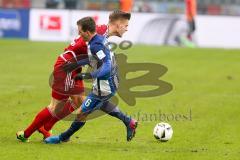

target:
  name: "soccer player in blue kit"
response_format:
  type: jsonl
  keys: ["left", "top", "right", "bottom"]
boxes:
{"left": 45, "top": 15, "right": 137, "bottom": 144}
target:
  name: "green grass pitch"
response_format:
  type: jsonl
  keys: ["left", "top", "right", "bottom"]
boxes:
{"left": 0, "top": 39, "right": 240, "bottom": 160}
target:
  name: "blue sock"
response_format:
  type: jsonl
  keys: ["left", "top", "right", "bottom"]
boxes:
{"left": 108, "top": 107, "right": 131, "bottom": 126}
{"left": 59, "top": 121, "right": 86, "bottom": 141}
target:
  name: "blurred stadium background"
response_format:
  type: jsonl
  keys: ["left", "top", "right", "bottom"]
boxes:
{"left": 0, "top": 0, "right": 240, "bottom": 48}
{"left": 1, "top": 1, "right": 240, "bottom": 160}
{"left": 1, "top": 0, "right": 240, "bottom": 15}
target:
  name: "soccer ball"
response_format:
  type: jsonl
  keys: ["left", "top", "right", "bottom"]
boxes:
{"left": 153, "top": 122, "right": 173, "bottom": 142}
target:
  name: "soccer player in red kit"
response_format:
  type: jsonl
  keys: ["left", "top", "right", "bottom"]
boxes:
{"left": 17, "top": 10, "right": 137, "bottom": 142}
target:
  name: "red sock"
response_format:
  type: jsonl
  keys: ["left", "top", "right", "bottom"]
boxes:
{"left": 43, "top": 117, "right": 59, "bottom": 131}
{"left": 24, "top": 107, "right": 53, "bottom": 138}
{"left": 44, "top": 100, "right": 76, "bottom": 131}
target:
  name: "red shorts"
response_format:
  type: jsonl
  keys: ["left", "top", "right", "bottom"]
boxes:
{"left": 50, "top": 56, "right": 85, "bottom": 100}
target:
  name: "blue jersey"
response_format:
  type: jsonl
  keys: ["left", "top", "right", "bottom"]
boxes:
{"left": 87, "top": 34, "right": 119, "bottom": 96}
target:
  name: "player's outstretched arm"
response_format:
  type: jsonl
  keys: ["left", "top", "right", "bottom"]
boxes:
{"left": 73, "top": 43, "right": 111, "bottom": 80}
{"left": 91, "top": 60, "right": 111, "bottom": 78}
{"left": 63, "top": 58, "right": 90, "bottom": 72}
{"left": 90, "top": 43, "right": 111, "bottom": 78}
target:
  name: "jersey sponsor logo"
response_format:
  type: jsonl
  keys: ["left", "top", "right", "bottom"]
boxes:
{"left": 96, "top": 50, "right": 106, "bottom": 60}
{"left": 40, "top": 15, "right": 61, "bottom": 31}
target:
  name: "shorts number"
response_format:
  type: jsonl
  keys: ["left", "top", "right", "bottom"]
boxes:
{"left": 84, "top": 99, "right": 92, "bottom": 107}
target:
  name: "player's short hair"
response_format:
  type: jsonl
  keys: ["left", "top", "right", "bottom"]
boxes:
{"left": 109, "top": 10, "right": 131, "bottom": 23}
{"left": 77, "top": 17, "right": 96, "bottom": 33}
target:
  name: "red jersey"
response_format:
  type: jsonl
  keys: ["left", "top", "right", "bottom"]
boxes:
{"left": 51, "top": 24, "right": 108, "bottom": 100}
{"left": 55, "top": 24, "right": 108, "bottom": 67}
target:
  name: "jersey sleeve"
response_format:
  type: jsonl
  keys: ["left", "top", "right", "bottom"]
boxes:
{"left": 90, "top": 43, "right": 107, "bottom": 61}
{"left": 90, "top": 43, "right": 111, "bottom": 78}
{"left": 64, "top": 36, "right": 88, "bottom": 57}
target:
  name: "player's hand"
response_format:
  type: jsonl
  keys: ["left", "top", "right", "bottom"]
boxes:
{"left": 74, "top": 73, "right": 92, "bottom": 80}
{"left": 62, "top": 62, "right": 78, "bottom": 73}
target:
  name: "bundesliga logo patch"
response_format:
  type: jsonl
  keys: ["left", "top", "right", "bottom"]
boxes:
{"left": 96, "top": 50, "right": 106, "bottom": 60}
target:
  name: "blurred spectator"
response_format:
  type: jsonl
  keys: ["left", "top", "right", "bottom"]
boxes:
{"left": 185, "top": 0, "right": 197, "bottom": 41}
{"left": 64, "top": 0, "right": 77, "bottom": 9}
{"left": 207, "top": 4, "right": 222, "bottom": 15}
{"left": 46, "top": 0, "right": 59, "bottom": 9}
{"left": 140, "top": 2, "right": 152, "bottom": 12}
{"left": 120, "top": 0, "right": 134, "bottom": 12}
{"left": 2, "top": 0, "right": 30, "bottom": 8}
